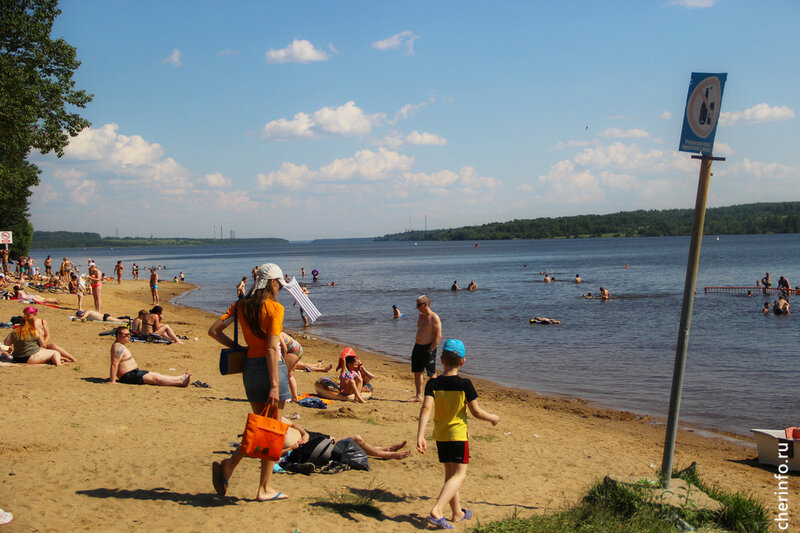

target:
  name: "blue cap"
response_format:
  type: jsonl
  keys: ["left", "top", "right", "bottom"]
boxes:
{"left": 442, "top": 338, "right": 466, "bottom": 358}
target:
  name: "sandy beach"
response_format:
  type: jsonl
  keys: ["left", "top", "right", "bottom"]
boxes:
{"left": 0, "top": 279, "right": 789, "bottom": 532}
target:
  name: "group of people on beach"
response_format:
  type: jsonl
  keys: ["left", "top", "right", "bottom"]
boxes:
{"left": 204, "top": 262, "right": 498, "bottom": 527}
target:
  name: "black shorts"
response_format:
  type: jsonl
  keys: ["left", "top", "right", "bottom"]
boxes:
{"left": 118, "top": 369, "right": 149, "bottom": 385}
{"left": 411, "top": 343, "right": 436, "bottom": 376}
{"left": 436, "top": 440, "right": 469, "bottom": 464}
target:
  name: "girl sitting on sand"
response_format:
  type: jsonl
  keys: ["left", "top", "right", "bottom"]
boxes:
{"left": 3, "top": 309, "right": 66, "bottom": 365}
{"left": 335, "top": 347, "right": 375, "bottom": 385}
{"left": 339, "top": 355, "right": 367, "bottom": 403}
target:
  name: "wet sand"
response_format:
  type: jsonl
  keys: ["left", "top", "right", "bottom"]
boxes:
{"left": 0, "top": 279, "right": 789, "bottom": 531}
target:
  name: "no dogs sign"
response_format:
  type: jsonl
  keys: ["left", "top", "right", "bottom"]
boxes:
{"left": 679, "top": 72, "right": 727, "bottom": 155}
{"left": 0, "top": 231, "right": 12, "bottom": 244}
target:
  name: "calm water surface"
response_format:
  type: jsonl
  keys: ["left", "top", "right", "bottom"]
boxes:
{"left": 41, "top": 234, "right": 799, "bottom": 435}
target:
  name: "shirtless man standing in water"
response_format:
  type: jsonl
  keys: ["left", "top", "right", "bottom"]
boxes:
{"left": 411, "top": 294, "right": 442, "bottom": 402}
{"left": 108, "top": 327, "right": 190, "bottom": 386}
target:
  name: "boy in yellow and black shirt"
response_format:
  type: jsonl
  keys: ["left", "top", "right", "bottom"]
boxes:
{"left": 416, "top": 339, "right": 499, "bottom": 530}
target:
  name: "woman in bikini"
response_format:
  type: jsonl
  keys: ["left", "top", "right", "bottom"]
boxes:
{"left": 141, "top": 306, "right": 183, "bottom": 344}
{"left": 88, "top": 263, "right": 102, "bottom": 311}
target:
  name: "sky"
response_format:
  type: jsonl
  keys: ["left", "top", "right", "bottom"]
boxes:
{"left": 29, "top": 0, "right": 800, "bottom": 241}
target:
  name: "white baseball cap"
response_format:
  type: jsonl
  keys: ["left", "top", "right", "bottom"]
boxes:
{"left": 253, "top": 263, "right": 287, "bottom": 290}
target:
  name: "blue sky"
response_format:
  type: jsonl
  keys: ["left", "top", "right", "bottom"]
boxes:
{"left": 30, "top": 0, "right": 800, "bottom": 240}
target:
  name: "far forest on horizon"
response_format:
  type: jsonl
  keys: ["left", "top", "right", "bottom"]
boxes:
{"left": 376, "top": 202, "right": 800, "bottom": 241}
{"left": 30, "top": 232, "right": 287, "bottom": 249}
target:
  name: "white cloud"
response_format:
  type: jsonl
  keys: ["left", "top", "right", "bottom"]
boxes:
{"left": 549, "top": 140, "right": 593, "bottom": 151}
{"left": 255, "top": 149, "right": 495, "bottom": 198}
{"left": 52, "top": 167, "right": 86, "bottom": 180}
{"left": 720, "top": 159, "right": 799, "bottom": 181}
{"left": 713, "top": 142, "right": 734, "bottom": 157}
{"left": 719, "top": 103, "right": 795, "bottom": 126}
{"left": 265, "top": 39, "right": 330, "bottom": 64}
{"left": 373, "top": 130, "right": 405, "bottom": 148}
{"left": 262, "top": 102, "right": 384, "bottom": 139}
{"left": 65, "top": 178, "right": 98, "bottom": 205}
{"left": 162, "top": 49, "right": 182, "bottom": 67}
{"left": 391, "top": 94, "right": 436, "bottom": 124}
{"left": 319, "top": 148, "right": 413, "bottom": 181}
{"left": 659, "top": 111, "right": 673, "bottom": 120}
{"left": 600, "top": 128, "right": 650, "bottom": 139}
{"left": 573, "top": 142, "right": 693, "bottom": 173}
{"left": 371, "top": 31, "right": 421, "bottom": 55}
{"left": 199, "top": 172, "right": 231, "bottom": 188}
{"left": 256, "top": 162, "right": 313, "bottom": 191}
{"left": 34, "top": 183, "right": 59, "bottom": 203}
{"left": 537, "top": 160, "right": 601, "bottom": 204}
{"left": 261, "top": 112, "right": 316, "bottom": 139}
{"left": 63, "top": 123, "right": 192, "bottom": 187}
{"left": 406, "top": 130, "right": 447, "bottom": 145}
{"left": 402, "top": 167, "right": 498, "bottom": 193}
{"left": 664, "top": 0, "right": 715, "bottom": 8}
{"left": 209, "top": 190, "right": 260, "bottom": 210}
{"left": 313, "top": 102, "right": 383, "bottom": 136}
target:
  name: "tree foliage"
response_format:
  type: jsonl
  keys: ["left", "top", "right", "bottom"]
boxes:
{"left": 0, "top": 0, "right": 92, "bottom": 256}
{"left": 377, "top": 202, "right": 800, "bottom": 241}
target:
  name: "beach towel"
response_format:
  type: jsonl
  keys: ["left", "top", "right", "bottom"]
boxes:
{"left": 283, "top": 277, "right": 321, "bottom": 323}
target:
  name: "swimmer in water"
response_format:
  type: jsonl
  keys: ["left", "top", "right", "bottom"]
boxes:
{"left": 599, "top": 287, "right": 610, "bottom": 300}
{"left": 530, "top": 316, "right": 561, "bottom": 325}
{"left": 574, "top": 274, "right": 582, "bottom": 283}
{"left": 392, "top": 304, "right": 403, "bottom": 318}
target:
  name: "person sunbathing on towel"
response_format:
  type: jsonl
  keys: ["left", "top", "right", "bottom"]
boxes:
{"left": 281, "top": 420, "right": 410, "bottom": 460}
{"left": 10, "top": 285, "right": 59, "bottom": 304}
{"left": 141, "top": 305, "right": 183, "bottom": 344}
{"left": 73, "top": 309, "right": 130, "bottom": 322}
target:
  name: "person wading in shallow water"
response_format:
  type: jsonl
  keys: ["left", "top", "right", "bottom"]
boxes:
{"left": 411, "top": 294, "right": 442, "bottom": 402}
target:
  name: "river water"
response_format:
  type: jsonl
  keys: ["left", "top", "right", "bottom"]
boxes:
{"left": 37, "top": 234, "right": 799, "bottom": 436}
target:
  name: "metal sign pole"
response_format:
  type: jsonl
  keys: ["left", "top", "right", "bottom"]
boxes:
{"left": 660, "top": 154, "right": 724, "bottom": 489}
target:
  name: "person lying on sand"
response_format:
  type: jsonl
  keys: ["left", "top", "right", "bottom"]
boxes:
{"left": 108, "top": 326, "right": 190, "bottom": 387}
{"left": 73, "top": 309, "right": 130, "bottom": 322}
{"left": 10, "top": 285, "right": 59, "bottom": 305}
{"left": 295, "top": 360, "right": 333, "bottom": 372}
{"left": 282, "top": 421, "right": 410, "bottom": 460}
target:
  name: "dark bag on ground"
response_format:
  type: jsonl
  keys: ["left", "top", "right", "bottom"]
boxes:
{"left": 332, "top": 438, "right": 370, "bottom": 471}
{"left": 282, "top": 432, "right": 335, "bottom": 467}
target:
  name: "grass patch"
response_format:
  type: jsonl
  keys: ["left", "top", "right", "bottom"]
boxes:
{"left": 313, "top": 479, "right": 385, "bottom": 517}
{"left": 364, "top": 417, "right": 382, "bottom": 426}
{"left": 71, "top": 365, "right": 81, "bottom": 372}
{"left": 472, "top": 434, "right": 498, "bottom": 443}
{"left": 468, "top": 467, "right": 770, "bottom": 533}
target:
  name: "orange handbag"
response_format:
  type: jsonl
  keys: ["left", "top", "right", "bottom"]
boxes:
{"left": 241, "top": 406, "right": 289, "bottom": 460}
